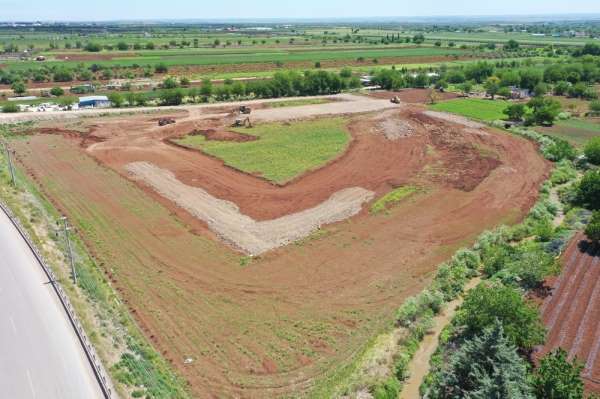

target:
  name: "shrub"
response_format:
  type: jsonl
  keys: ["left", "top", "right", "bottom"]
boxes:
{"left": 533, "top": 349, "right": 584, "bottom": 399}
{"left": 454, "top": 282, "right": 545, "bottom": 349}
{"left": 371, "top": 377, "right": 400, "bottom": 399}
{"left": 578, "top": 170, "right": 600, "bottom": 210}
{"left": 584, "top": 137, "right": 600, "bottom": 165}
{"left": 550, "top": 160, "right": 578, "bottom": 185}
{"left": 2, "top": 103, "right": 19, "bottom": 113}
{"left": 154, "top": 63, "right": 168, "bottom": 74}
{"left": 50, "top": 86, "right": 64, "bottom": 96}
{"left": 586, "top": 211, "right": 600, "bottom": 242}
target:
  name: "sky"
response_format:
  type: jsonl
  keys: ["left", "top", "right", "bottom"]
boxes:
{"left": 1, "top": 0, "right": 600, "bottom": 21}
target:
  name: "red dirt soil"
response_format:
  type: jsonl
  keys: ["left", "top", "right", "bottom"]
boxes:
{"left": 536, "top": 233, "right": 600, "bottom": 394}
{"left": 11, "top": 99, "right": 550, "bottom": 398}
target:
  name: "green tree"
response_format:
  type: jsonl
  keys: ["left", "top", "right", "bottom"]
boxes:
{"left": 154, "top": 63, "right": 168, "bottom": 74}
{"left": 116, "top": 41, "right": 129, "bottom": 51}
{"left": 455, "top": 283, "right": 545, "bottom": 349}
{"left": 527, "top": 97, "right": 561, "bottom": 126}
{"left": 11, "top": 81, "right": 26, "bottom": 96}
{"left": 484, "top": 76, "right": 501, "bottom": 99}
{"left": 554, "top": 81, "right": 570, "bottom": 96}
{"left": 58, "top": 96, "right": 77, "bottom": 109}
{"left": 533, "top": 349, "right": 584, "bottom": 399}
{"left": 578, "top": 170, "right": 600, "bottom": 210}
{"left": 162, "top": 77, "right": 178, "bottom": 89}
{"left": 429, "top": 321, "right": 533, "bottom": 398}
{"left": 179, "top": 77, "right": 190, "bottom": 87}
{"left": 504, "top": 104, "right": 526, "bottom": 121}
{"left": 533, "top": 83, "right": 548, "bottom": 97}
{"left": 200, "top": 79, "right": 213, "bottom": 99}
{"left": 590, "top": 100, "right": 600, "bottom": 115}
{"left": 159, "top": 89, "right": 184, "bottom": 106}
{"left": 50, "top": 86, "right": 64, "bottom": 97}
{"left": 585, "top": 137, "right": 600, "bottom": 165}
{"left": 412, "top": 34, "right": 425, "bottom": 44}
{"left": 505, "top": 39, "right": 520, "bottom": 51}
{"left": 586, "top": 211, "right": 600, "bottom": 242}
{"left": 84, "top": 42, "right": 102, "bottom": 52}
{"left": 108, "top": 93, "right": 124, "bottom": 108}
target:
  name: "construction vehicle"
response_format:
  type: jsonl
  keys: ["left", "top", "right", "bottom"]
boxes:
{"left": 232, "top": 117, "right": 252, "bottom": 128}
{"left": 390, "top": 96, "right": 401, "bottom": 104}
{"left": 239, "top": 105, "right": 252, "bottom": 114}
{"left": 158, "top": 117, "right": 176, "bottom": 126}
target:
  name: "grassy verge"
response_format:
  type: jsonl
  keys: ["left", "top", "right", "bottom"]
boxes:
{"left": 428, "top": 98, "right": 510, "bottom": 122}
{"left": 370, "top": 185, "right": 421, "bottom": 214}
{"left": 0, "top": 125, "right": 189, "bottom": 398}
{"left": 175, "top": 117, "right": 351, "bottom": 184}
{"left": 266, "top": 98, "right": 331, "bottom": 108}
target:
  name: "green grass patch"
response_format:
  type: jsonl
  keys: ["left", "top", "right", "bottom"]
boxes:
{"left": 175, "top": 117, "right": 350, "bottom": 184}
{"left": 428, "top": 98, "right": 509, "bottom": 122}
{"left": 370, "top": 185, "right": 420, "bottom": 214}
{"left": 266, "top": 98, "right": 330, "bottom": 108}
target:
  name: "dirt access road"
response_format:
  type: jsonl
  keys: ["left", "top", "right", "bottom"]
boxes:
{"left": 12, "top": 90, "right": 550, "bottom": 398}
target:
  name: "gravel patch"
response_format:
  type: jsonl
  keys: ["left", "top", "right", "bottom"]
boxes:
{"left": 126, "top": 161, "right": 374, "bottom": 255}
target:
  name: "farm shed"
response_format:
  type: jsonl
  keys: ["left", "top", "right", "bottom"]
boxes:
{"left": 79, "top": 95, "right": 111, "bottom": 108}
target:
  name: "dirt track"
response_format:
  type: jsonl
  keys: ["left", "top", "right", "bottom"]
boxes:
{"left": 11, "top": 91, "right": 551, "bottom": 398}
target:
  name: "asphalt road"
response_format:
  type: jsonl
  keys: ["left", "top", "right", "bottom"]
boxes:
{"left": 0, "top": 209, "right": 104, "bottom": 399}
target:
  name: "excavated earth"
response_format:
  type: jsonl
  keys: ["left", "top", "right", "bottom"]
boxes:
{"left": 12, "top": 92, "right": 550, "bottom": 398}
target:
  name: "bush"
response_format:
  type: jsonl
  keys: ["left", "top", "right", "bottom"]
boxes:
{"left": 154, "top": 63, "right": 168, "bottom": 74}
{"left": 578, "top": 170, "right": 600, "bottom": 210}
{"left": 2, "top": 103, "right": 19, "bottom": 113}
{"left": 50, "top": 86, "right": 64, "bottom": 96}
{"left": 371, "top": 377, "right": 400, "bottom": 399}
{"left": 584, "top": 137, "right": 600, "bottom": 165}
{"left": 550, "top": 160, "right": 578, "bottom": 185}
{"left": 586, "top": 211, "right": 600, "bottom": 242}
{"left": 533, "top": 349, "right": 584, "bottom": 399}
{"left": 454, "top": 282, "right": 545, "bottom": 349}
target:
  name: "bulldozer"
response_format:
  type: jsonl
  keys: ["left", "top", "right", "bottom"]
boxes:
{"left": 232, "top": 117, "right": 252, "bottom": 128}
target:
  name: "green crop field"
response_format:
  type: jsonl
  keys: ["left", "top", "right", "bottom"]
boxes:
{"left": 5, "top": 46, "right": 465, "bottom": 71}
{"left": 538, "top": 118, "right": 600, "bottom": 147}
{"left": 175, "top": 117, "right": 350, "bottom": 183}
{"left": 429, "top": 98, "right": 509, "bottom": 122}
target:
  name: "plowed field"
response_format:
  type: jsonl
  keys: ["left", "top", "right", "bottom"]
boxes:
{"left": 11, "top": 93, "right": 550, "bottom": 398}
{"left": 537, "top": 233, "right": 600, "bottom": 394}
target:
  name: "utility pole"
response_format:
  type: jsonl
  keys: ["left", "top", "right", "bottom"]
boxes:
{"left": 59, "top": 216, "right": 77, "bottom": 285}
{"left": 3, "top": 142, "right": 15, "bottom": 187}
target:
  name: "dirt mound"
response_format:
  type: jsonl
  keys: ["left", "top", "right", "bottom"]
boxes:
{"left": 126, "top": 161, "right": 374, "bottom": 255}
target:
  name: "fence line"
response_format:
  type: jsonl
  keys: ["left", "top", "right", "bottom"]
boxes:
{"left": 0, "top": 200, "right": 114, "bottom": 398}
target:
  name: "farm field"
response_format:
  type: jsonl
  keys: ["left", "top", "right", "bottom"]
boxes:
{"left": 174, "top": 117, "right": 351, "bottom": 184}
{"left": 536, "top": 233, "right": 600, "bottom": 394}
{"left": 428, "top": 98, "right": 510, "bottom": 122}
{"left": 4, "top": 46, "right": 465, "bottom": 70}
{"left": 10, "top": 91, "right": 550, "bottom": 397}
{"left": 538, "top": 118, "right": 600, "bottom": 147}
